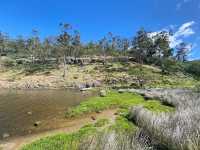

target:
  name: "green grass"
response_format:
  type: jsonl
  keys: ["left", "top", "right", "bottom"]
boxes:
{"left": 104, "top": 62, "right": 200, "bottom": 88}
{"left": 21, "top": 123, "right": 97, "bottom": 150}
{"left": 66, "top": 91, "right": 174, "bottom": 118}
{"left": 110, "top": 116, "right": 138, "bottom": 133}
{"left": 94, "top": 118, "right": 110, "bottom": 127}
{"left": 21, "top": 117, "right": 136, "bottom": 150}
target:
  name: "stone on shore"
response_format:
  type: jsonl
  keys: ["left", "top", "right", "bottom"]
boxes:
{"left": 99, "top": 90, "right": 106, "bottom": 97}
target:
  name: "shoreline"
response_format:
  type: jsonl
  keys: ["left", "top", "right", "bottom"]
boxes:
{"left": 0, "top": 109, "right": 117, "bottom": 150}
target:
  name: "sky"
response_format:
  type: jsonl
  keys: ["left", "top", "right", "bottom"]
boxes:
{"left": 0, "top": 0, "right": 199, "bottom": 60}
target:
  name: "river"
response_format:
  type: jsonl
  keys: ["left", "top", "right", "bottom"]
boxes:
{"left": 0, "top": 89, "right": 95, "bottom": 140}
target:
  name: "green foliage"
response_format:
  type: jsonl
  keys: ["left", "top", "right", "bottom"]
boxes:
{"left": 194, "top": 83, "right": 200, "bottom": 92}
{"left": 110, "top": 116, "right": 138, "bottom": 133}
{"left": 23, "top": 64, "right": 56, "bottom": 75}
{"left": 184, "top": 61, "right": 200, "bottom": 77}
{"left": 144, "top": 100, "right": 175, "bottom": 113}
{"left": 66, "top": 91, "right": 174, "bottom": 118}
{"left": 160, "top": 58, "right": 182, "bottom": 74}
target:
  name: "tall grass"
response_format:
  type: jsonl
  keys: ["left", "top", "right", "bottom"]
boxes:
{"left": 129, "top": 89, "right": 200, "bottom": 150}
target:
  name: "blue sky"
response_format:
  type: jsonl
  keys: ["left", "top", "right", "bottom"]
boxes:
{"left": 0, "top": 0, "right": 199, "bottom": 59}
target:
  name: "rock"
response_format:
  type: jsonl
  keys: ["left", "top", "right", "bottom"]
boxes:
{"left": 99, "top": 90, "right": 106, "bottom": 97}
{"left": 95, "top": 110, "right": 102, "bottom": 113}
{"left": 27, "top": 111, "right": 32, "bottom": 115}
{"left": 85, "top": 83, "right": 91, "bottom": 88}
{"left": 28, "top": 130, "right": 32, "bottom": 134}
{"left": 130, "top": 82, "right": 140, "bottom": 89}
{"left": 34, "top": 121, "right": 41, "bottom": 127}
{"left": 80, "top": 87, "right": 92, "bottom": 91}
{"left": 118, "top": 89, "right": 125, "bottom": 93}
{"left": 91, "top": 116, "right": 96, "bottom": 120}
{"left": 114, "top": 112, "right": 119, "bottom": 115}
{"left": 92, "top": 80, "right": 101, "bottom": 87}
{"left": 73, "top": 76, "right": 78, "bottom": 79}
{"left": 2, "top": 133, "right": 10, "bottom": 138}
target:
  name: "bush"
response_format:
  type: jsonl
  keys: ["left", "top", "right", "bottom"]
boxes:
{"left": 160, "top": 58, "right": 182, "bottom": 74}
{"left": 0, "top": 56, "right": 16, "bottom": 67}
{"left": 194, "top": 83, "right": 200, "bottom": 92}
{"left": 184, "top": 61, "right": 200, "bottom": 77}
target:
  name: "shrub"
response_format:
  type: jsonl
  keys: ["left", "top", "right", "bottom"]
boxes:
{"left": 0, "top": 56, "right": 16, "bottom": 67}
{"left": 160, "top": 58, "right": 182, "bottom": 74}
{"left": 184, "top": 61, "right": 200, "bottom": 77}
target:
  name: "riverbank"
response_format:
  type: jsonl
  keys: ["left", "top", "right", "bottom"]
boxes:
{"left": 0, "top": 62, "right": 199, "bottom": 90}
{"left": 14, "top": 88, "right": 200, "bottom": 150}
{"left": 0, "top": 109, "right": 117, "bottom": 150}
{"left": 8, "top": 90, "right": 173, "bottom": 150}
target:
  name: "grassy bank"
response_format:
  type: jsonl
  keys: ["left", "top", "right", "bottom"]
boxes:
{"left": 66, "top": 91, "right": 174, "bottom": 118}
{"left": 21, "top": 91, "right": 174, "bottom": 150}
{"left": 0, "top": 62, "right": 199, "bottom": 89}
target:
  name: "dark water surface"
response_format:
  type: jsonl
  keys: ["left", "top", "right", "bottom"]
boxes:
{"left": 0, "top": 89, "right": 95, "bottom": 140}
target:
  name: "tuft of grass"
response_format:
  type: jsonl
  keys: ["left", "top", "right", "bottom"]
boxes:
{"left": 110, "top": 116, "right": 138, "bottom": 133}
{"left": 66, "top": 91, "right": 174, "bottom": 118}
{"left": 94, "top": 118, "right": 110, "bottom": 127}
{"left": 143, "top": 100, "right": 175, "bottom": 113}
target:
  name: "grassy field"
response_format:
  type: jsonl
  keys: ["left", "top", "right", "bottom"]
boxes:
{"left": 21, "top": 91, "right": 174, "bottom": 150}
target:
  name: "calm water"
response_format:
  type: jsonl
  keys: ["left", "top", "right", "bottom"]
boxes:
{"left": 0, "top": 89, "right": 95, "bottom": 140}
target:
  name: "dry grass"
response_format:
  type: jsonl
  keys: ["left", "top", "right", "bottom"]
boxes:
{"left": 129, "top": 89, "right": 200, "bottom": 150}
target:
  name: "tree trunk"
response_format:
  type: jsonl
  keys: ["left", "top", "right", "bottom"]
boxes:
{"left": 63, "top": 54, "right": 67, "bottom": 77}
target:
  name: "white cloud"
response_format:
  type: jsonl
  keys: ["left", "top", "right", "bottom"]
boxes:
{"left": 148, "top": 21, "right": 195, "bottom": 49}
{"left": 175, "top": 21, "right": 195, "bottom": 37}
{"left": 176, "top": 0, "right": 192, "bottom": 10}
{"left": 169, "top": 21, "right": 195, "bottom": 48}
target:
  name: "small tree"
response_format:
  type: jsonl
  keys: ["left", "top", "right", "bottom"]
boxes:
{"left": 0, "top": 32, "right": 9, "bottom": 57}
{"left": 176, "top": 42, "right": 190, "bottom": 62}
{"left": 57, "top": 23, "right": 72, "bottom": 77}
{"left": 72, "top": 30, "right": 81, "bottom": 60}
{"left": 130, "top": 28, "right": 154, "bottom": 64}
{"left": 154, "top": 31, "right": 172, "bottom": 59}
{"left": 26, "top": 29, "right": 41, "bottom": 64}
{"left": 99, "top": 37, "right": 107, "bottom": 64}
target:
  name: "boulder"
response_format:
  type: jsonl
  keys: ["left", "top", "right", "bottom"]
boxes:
{"left": 2, "top": 133, "right": 10, "bottom": 139}
{"left": 27, "top": 111, "right": 33, "bottom": 115}
{"left": 118, "top": 89, "right": 125, "bottom": 93}
{"left": 80, "top": 87, "right": 92, "bottom": 92}
{"left": 34, "top": 121, "right": 41, "bottom": 127}
{"left": 99, "top": 90, "right": 107, "bottom": 97}
{"left": 91, "top": 116, "right": 96, "bottom": 120}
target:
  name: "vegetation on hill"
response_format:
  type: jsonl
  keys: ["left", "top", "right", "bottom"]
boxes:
{"left": 0, "top": 23, "right": 198, "bottom": 79}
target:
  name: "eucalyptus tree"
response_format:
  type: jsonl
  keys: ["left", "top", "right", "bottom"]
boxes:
{"left": 121, "top": 38, "right": 130, "bottom": 56}
{"left": 15, "top": 35, "right": 26, "bottom": 56}
{"left": 0, "top": 32, "right": 9, "bottom": 56}
{"left": 99, "top": 36, "right": 108, "bottom": 64}
{"left": 131, "top": 28, "right": 154, "bottom": 64}
{"left": 26, "top": 29, "right": 42, "bottom": 64}
{"left": 154, "top": 31, "right": 172, "bottom": 59}
{"left": 57, "top": 23, "right": 72, "bottom": 77}
{"left": 72, "top": 30, "right": 81, "bottom": 59}
{"left": 40, "top": 37, "right": 53, "bottom": 63}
